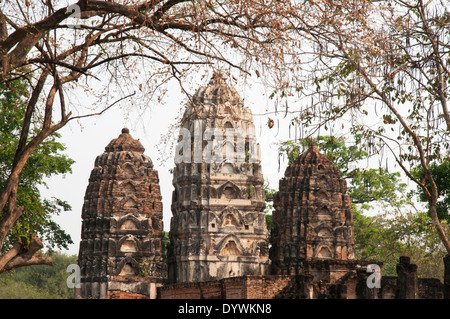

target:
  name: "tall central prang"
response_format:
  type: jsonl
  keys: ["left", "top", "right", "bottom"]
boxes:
{"left": 167, "top": 73, "right": 269, "bottom": 283}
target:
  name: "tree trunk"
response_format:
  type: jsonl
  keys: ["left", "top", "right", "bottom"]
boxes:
{"left": 0, "top": 236, "right": 52, "bottom": 273}
{"left": 0, "top": 118, "right": 69, "bottom": 272}
{"left": 0, "top": 131, "right": 50, "bottom": 245}
{"left": 429, "top": 203, "right": 450, "bottom": 255}
{"left": 423, "top": 164, "right": 450, "bottom": 255}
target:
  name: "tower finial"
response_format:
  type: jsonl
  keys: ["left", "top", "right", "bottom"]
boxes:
{"left": 209, "top": 70, "right": 226, "bottom": 84}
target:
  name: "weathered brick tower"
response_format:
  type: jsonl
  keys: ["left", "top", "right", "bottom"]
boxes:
{"left": 270, "top": 144, "right": 356, "bottom": 275}
{"left": 167, "top": 73, "right": 269, "bottom": 283}
{"left": 160, "top": 142, "right": 446, "bottom": 299}
{"left": 77, "top": 128, "right": 166, "bottom": 299}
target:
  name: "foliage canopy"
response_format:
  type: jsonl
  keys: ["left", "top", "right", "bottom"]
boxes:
{"left": 0, "top": 77, "right": 73, "bottom": 255}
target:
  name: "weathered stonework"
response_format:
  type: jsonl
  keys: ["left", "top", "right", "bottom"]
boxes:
{"left": 160, "top": 122, "right": 446, "bottom": 299}
{"left": 77, "top": 87, "right": 447, "bottom": 300}
{"left": 444, "top": 255, "right": 450, "bottom": 298}
{"left": 270, "top": 144, "right": 355, "bottom": 276}
{"left": 77, "top": 128, "right": 166, "bottom": 299}
{"left": 396, "top": 256, "right": 418, "bottom": 299}
{"left": 265, "top": 144, "right": 376, "bottom": 298}
{"left": 167, "top": 74, "right": 269, "bottom": 283}
{"left": 158, "top": 257, "right": 445, "bottom": 299}
{"left": 158, "top": 275, "right": 314, "bottom": 299}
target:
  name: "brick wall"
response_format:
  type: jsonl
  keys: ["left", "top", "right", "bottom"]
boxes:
{"left": 158, "top": 275, "right": 312, "bottom": 299}
{"left": 158, "top": 257, "right": 447, "bottom": 299}
{"left": 108, "top": 291, "right": 148, "bottom": 299}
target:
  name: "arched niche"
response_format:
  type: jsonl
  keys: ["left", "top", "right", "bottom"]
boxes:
{"left": 222, "top": 187, "right": 237, "bottom": 199}
{"left": 123, "top": 197, "right": 138, "bottom": 209}
{"left": 224, "top": 121, "right": 234, "bottom": 129}
{"left": 318, "top": 175, "right": 328, "bottom": 188}
{"left": 217, "top": 235, "right": 244, "bottom": 256}
{"left": 218, "top": 182, "right": 241, "bottom": 200}
{"left": 120, "top": 219, "right": 138, "bottom": 230}
{"left": 119, "top": 263, "right": 136, "bottom": 276}
{"left": 220, "top": 240, "right": 241, "bottom": 256}
{"left": 124, "top": 153, "right": 133, "bottom": 161}
{"left": 316, "top": 246, "right": 332, "bottom": 259}
{"left": 218, "top": 182, "right": 241, "bottom": 199}
{"left": 120, "top": 240, "right": 137, "bottom": 253}
{"left": 222, "top": 162, "right": 234, "bottom": 174}
{"left": 315, "top": 190, "right": 329, "bottom": 202}
{"left": 222, "top": 213, "right": 240, "bottom": 227}
{"left": 219, "top": 207, "right": 242, "bottom": 226}
{"left": 119, "top": 236, "right": 139, "bottom": 253}
{"left": 123, "top": 181, "right": 136, "bottom": 194}
{"left": 122, "top": 164, "right": 135, "bottom": 177}
{"left": 317, "top": 206, "right": 332, "bottom": 221}
{"left": 116, "top": 257, "right": 140, "bottom": 276}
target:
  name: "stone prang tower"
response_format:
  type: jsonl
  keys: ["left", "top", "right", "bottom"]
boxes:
{"left": 167, "top": 73, "right": 269, "bottom": 283}
{"left": 77, "top": 128, "right": 166, "bottom": 299}
{"left": 270, "top": 144, "right": 356, "bottom": 275}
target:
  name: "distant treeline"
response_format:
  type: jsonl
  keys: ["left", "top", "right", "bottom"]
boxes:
{"left": 0, "top": 252, "right": 77, "bottom": 299}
